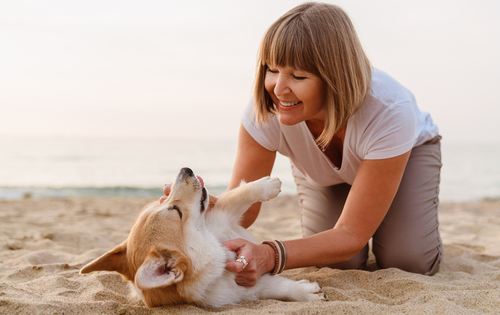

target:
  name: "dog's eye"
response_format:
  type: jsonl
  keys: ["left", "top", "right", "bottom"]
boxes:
{"left": 169, "top": 205, "right": 182, "bottom": 219}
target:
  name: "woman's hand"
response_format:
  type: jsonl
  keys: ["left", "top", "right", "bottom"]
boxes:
{"left": 159, "top": 183, "right": 218, "bottom": 210}
{"left": 223, "top": 238, "right": 275, "bottom": 287}
{"left": 158, "top": 184, "right": 172, "bottom": 204}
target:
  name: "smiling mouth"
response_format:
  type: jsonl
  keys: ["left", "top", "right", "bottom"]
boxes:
{"left": 280, "top": 101, "right": 302, "bottom": 107}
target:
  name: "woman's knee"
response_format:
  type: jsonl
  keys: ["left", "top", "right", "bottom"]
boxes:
{"left": 375, "top": 242, "right": 443, "bottom": 275}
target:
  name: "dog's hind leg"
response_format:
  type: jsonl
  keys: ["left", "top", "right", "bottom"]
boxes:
{"left": 252, "top": 275, "right": 326, "bottom": 302}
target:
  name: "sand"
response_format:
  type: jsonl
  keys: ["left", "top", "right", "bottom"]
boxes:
{"left": 1, "top": 195, "right": 499, "bottom": 314}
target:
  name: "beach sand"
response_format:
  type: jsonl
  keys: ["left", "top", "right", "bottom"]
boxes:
{"left": 1, "top": 195, "right": 499, "bottom": 314}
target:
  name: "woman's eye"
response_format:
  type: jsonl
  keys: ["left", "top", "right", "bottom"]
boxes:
{"left": 293, "top": 75, "right": 307, "bottom": 80}
{"left": 267, "top": 68, "right": 278, "bottom": 74}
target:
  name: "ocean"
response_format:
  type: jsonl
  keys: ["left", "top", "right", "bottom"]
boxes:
{"left": 0, "top": 137, "right": 499, "bottom": 202}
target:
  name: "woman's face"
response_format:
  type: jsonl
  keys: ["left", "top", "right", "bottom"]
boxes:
{"left": 264, "top": 65, "right": 327, "bottom": 126}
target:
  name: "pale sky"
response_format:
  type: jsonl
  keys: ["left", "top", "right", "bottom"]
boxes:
{"left": 1, "top": 0, "right": 499, "bottom": 144}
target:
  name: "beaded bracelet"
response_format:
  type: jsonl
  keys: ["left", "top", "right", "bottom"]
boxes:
{"left": 262, "top": 240, "right": 287, "bottom": 275}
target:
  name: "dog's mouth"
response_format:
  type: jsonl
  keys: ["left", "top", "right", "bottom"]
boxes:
{"left": 197, "top": 175, "right": 208, "bottom": 212}
{"left": 175, "top": 168, "right": 208, "bottom": 212}
{"left": 196, "top": 175, "right": 204, "bottom": 190}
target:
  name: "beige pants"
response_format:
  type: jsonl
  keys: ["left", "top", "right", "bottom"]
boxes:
{"left": 292, "top": 137, "right": 443, "bottom": 275}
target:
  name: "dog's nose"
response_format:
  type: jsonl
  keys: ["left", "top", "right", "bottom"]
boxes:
{"left": 180, "top": 167, "right": 194, "bottom": 177}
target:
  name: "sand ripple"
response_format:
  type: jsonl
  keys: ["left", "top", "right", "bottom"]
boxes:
{"left": 1, "top": 197, "right": 499, "bottom": 314}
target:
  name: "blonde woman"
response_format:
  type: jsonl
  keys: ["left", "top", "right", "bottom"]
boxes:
{"left": 164, "top": 2, "right": 443, "bottom": 286}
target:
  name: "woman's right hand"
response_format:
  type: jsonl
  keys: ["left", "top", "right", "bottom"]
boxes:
{"left": 223, "top": 238, "right": 275, "bottom": 287}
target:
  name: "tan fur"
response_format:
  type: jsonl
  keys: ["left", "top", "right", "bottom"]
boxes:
{"left": 80, "top": 168, "right": 324, "bottom": 308}
{"left": 80, "top": 173, "right": 197, "bottom": 306}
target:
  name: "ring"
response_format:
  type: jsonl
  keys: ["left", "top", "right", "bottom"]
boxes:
{"left": 235, "top": 256, "right": 248, "bottom": 270}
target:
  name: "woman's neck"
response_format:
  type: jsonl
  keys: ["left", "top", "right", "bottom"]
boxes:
{"left": 305, "top": 119, "right": 347, "bottom": 142}
{"left": 306, "top": 119, "right": 347, "bottom": 168}
{"left": 305, "top": 119, "right": 325, "bottom": 139}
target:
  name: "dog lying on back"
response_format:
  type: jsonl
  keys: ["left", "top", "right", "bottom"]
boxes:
{"left": 80, "top": 167, "right": 324, "bottom": 308}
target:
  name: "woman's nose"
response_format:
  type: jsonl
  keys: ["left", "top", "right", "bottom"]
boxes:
{"left": 274, "top": 75, "right": 291, "bottom": 97}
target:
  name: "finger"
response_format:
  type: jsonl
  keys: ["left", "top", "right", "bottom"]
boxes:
{"left": 159, "top": 195, "right": 167, "bottom": 204}
{"left": 221, "top": 238, "right": 246, "bottom": 252}
{"left": 235, "top": 276, "right": 246, "bottom": 286}
{"left": 163, "top": 184, "right": 172, "bottom": 195}
{"left": 225, "top": 261, "right": 245, "bottom": 273}
{"left": 235, "top": 276, "right": 255, "bottom": 287}
{"left": 222, "top": 239, "right": 245, "bottom": 252}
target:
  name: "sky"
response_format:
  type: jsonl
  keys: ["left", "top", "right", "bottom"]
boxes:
{"left": 1, "top": 0, "right": 499, "bottom": 144}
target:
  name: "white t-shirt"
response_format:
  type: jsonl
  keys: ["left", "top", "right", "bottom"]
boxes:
{"left": 241, "top": 68, "right": 439, "bottom": 187}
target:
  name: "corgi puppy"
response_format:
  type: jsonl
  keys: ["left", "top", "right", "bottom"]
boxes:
{"left": 80, "top": 167, "right": 324, "bottom": 308}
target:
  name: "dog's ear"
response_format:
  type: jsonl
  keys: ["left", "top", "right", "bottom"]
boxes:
{"left": 80, "top": 240, "right": 130, "bottom": 278}
{"left": 135, "top": 249, "right": 189, "bottom": 290}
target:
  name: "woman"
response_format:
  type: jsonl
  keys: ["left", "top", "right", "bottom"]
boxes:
{"left": 165, "top": 2, "right": 443, "bottom": 287}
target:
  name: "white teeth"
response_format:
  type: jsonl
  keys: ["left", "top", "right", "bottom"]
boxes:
{"left": 280, "top": 101, "right": 301, "bottom": 107}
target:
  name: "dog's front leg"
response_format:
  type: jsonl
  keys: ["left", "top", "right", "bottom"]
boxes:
{"left": 215, "top": 177, "right": 281, "bottom": 216}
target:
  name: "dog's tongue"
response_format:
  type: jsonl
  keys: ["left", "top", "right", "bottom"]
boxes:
{"left": 196, "top": 175, "right": 204, "bottom": 189}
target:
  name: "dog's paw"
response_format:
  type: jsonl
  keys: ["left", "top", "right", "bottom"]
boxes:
{"left": 255, "top": 177, "right": 282, "bottom": 201}
{"left": 298, "top": 279, "right": 326, "bottom": 301}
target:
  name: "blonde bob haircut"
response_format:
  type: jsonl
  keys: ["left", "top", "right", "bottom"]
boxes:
{"left": 253, "top": 2, "right": 372, "bottom": 149}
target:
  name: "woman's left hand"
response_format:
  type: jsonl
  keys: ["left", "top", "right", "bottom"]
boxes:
{"left": 223, "top": 238, "right": 275, "bottom": 287}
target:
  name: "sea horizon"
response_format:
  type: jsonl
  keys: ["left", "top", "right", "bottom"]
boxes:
{"left": 1, "top": 136, "right": 499, "bottom": 202}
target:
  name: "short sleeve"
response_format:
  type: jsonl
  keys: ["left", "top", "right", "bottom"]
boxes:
{"left": 363, "top": 101, "right": 417, "bottom": 160}
{"left": 241, "top": 99, "right": 281, "bottom": 152}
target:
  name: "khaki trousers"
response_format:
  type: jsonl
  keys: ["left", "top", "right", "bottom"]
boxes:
{"left": 293, "top": 137, "right": 443, "bottom": 275}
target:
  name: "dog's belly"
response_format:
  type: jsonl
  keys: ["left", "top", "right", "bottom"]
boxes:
{"left": 204, "top": 210, "right": 255, "bottom": 244}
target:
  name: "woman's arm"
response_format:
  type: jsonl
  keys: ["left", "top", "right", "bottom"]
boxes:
{"left": 283, "top": 150, "right": 411, "bottom": 268}
{"left": 224, "top": 150, "right": 411, "bottom": 286}
{"left": 228, "top": 123, "right": 277, "bottom": 228}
